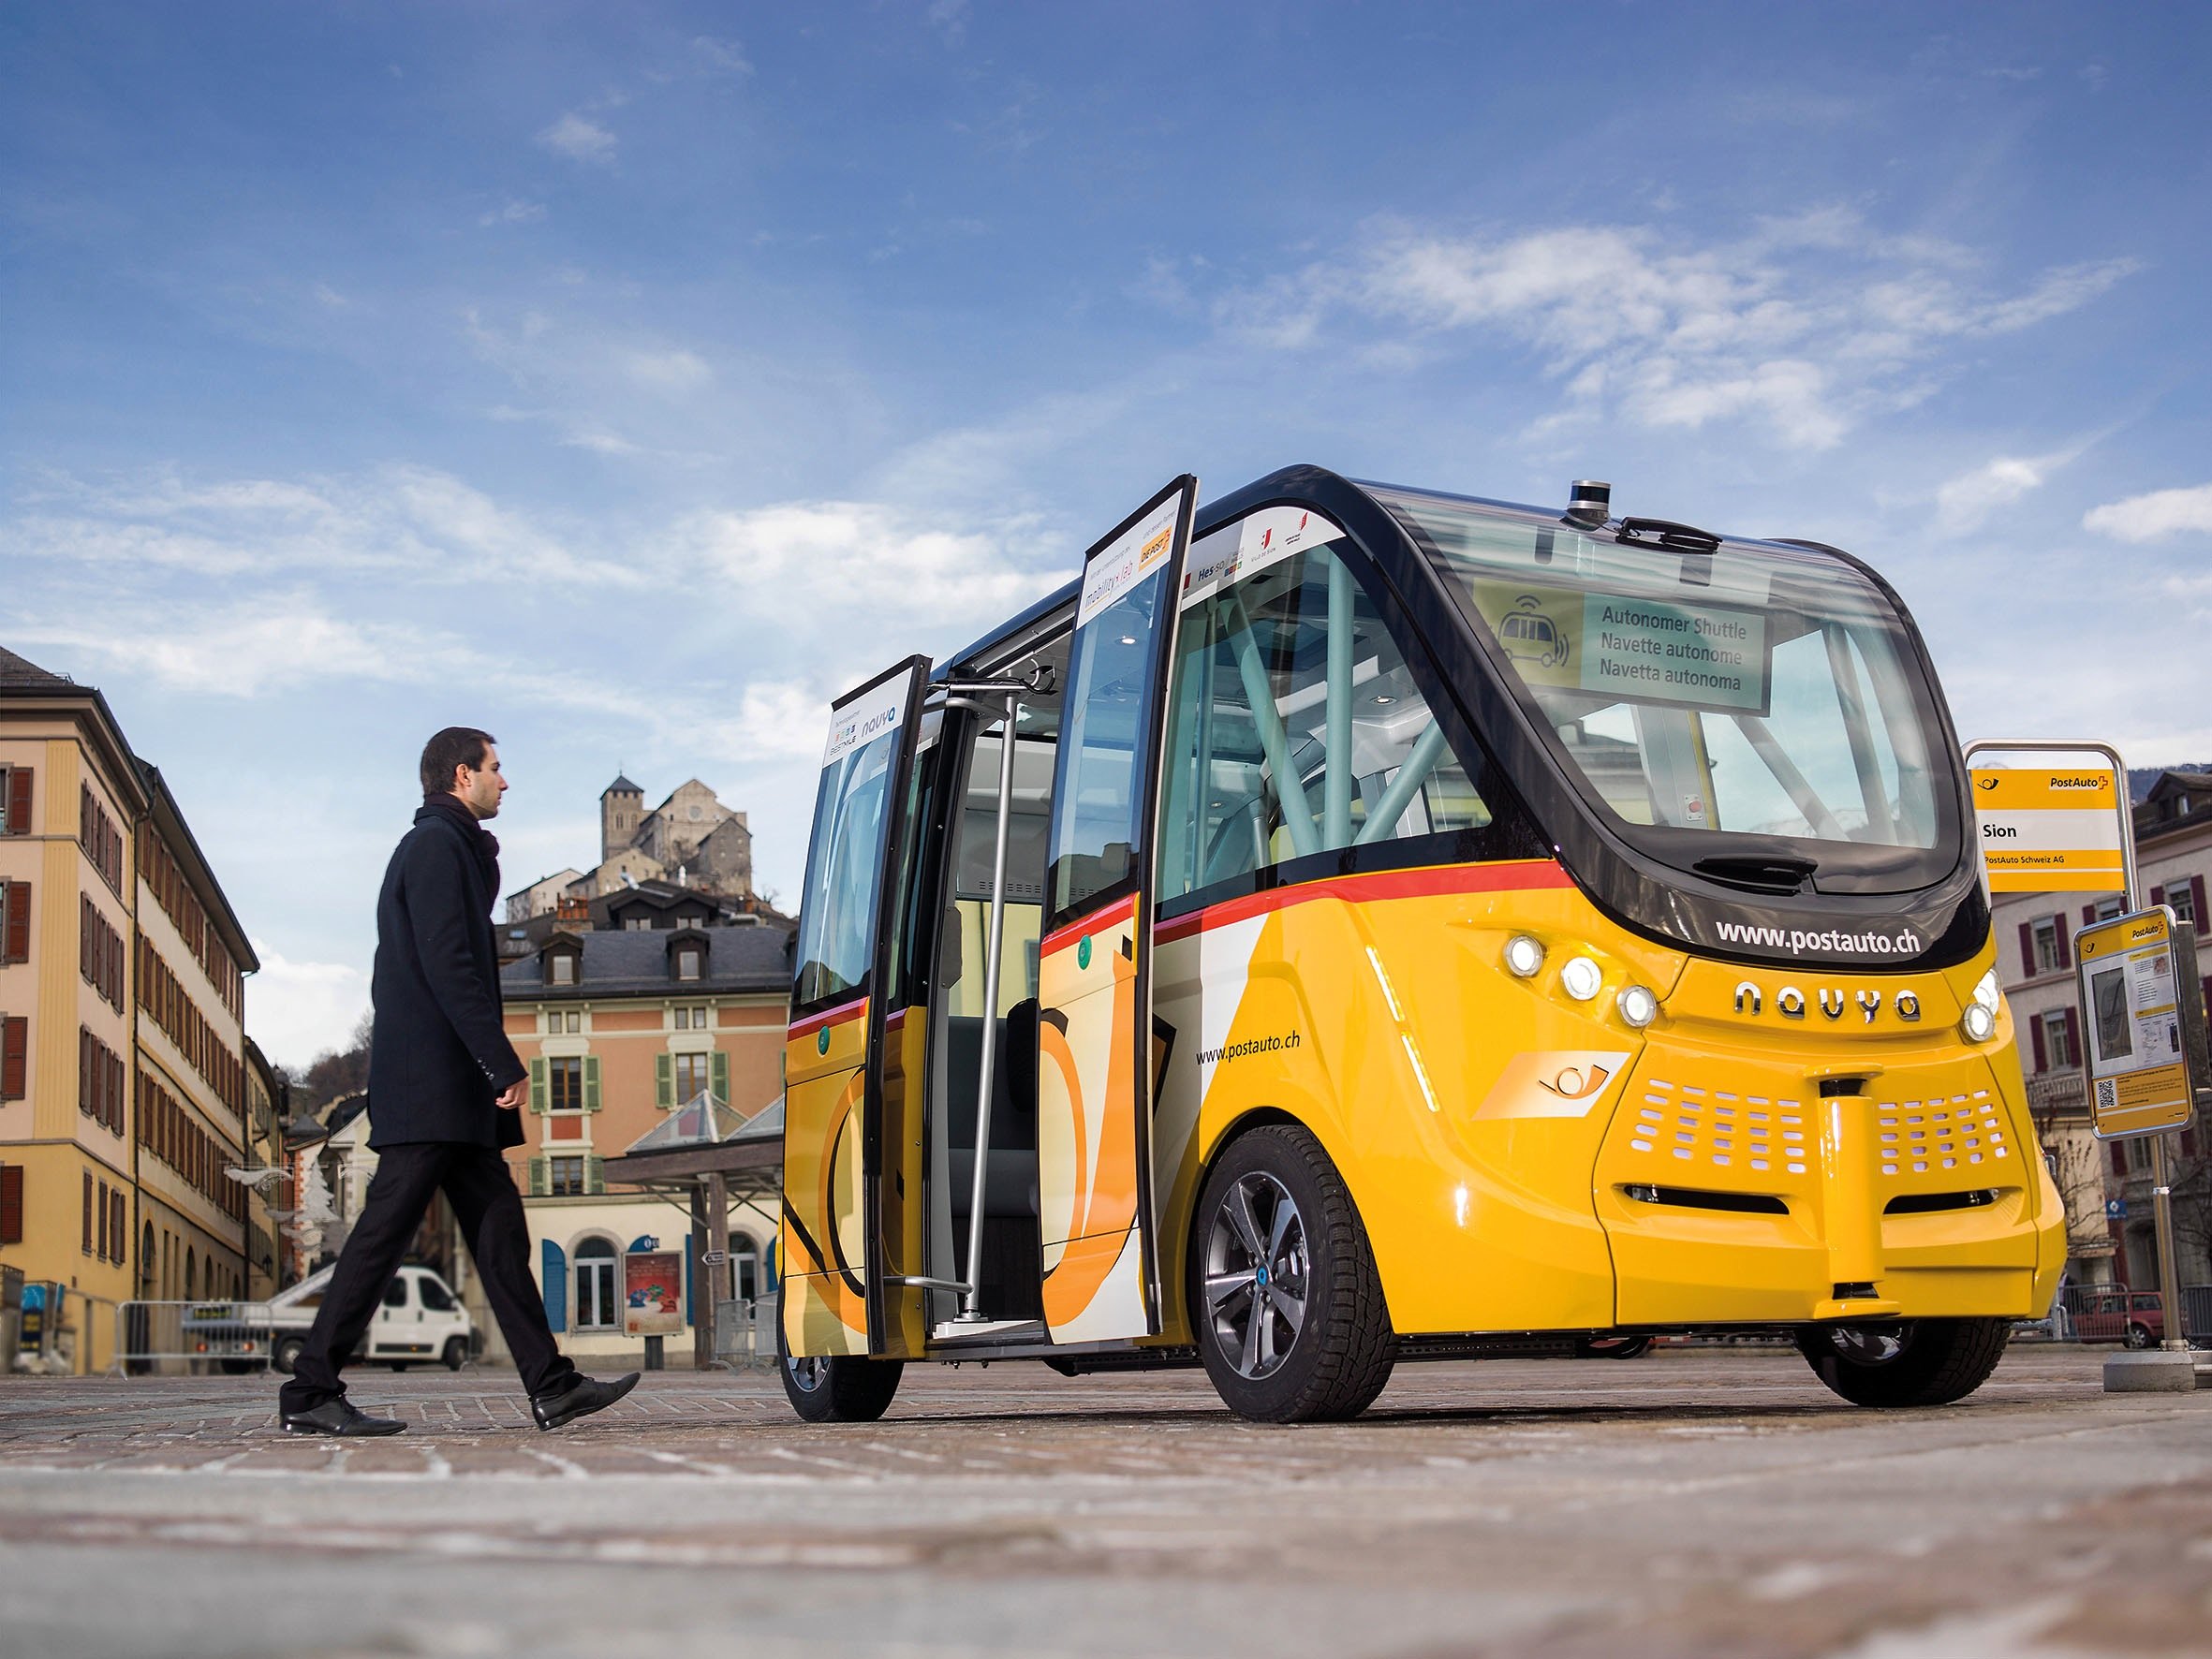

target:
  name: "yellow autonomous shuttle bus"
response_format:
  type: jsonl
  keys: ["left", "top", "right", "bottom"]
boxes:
{"left": 778, "top": 467, "right": 2063, "bottom": 1423}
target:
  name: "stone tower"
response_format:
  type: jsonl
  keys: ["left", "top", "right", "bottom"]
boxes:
{"left": 600, "top": 773, "right": 643, "bottom": 862}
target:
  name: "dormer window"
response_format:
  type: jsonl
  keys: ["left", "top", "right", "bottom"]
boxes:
{"left": 675, "top": 943, "right": 702, "bottom": 981}
{"left": 548, "top": 947, "right": 580, "bottom": 986}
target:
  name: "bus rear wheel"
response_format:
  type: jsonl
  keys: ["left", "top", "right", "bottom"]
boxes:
{"left": 776, "top": 1318, "right": 903, "bottom": 1423}
{"left": 1191, "top": 1124, "right": 1394, "bottom": 1423}
{"left": 1796, "top": 1317, "right": 2010, "bottom": 1407}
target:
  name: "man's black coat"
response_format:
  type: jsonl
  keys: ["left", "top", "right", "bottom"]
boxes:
{"left": 366, "top": 797, "right": 528, "bottom": 1150}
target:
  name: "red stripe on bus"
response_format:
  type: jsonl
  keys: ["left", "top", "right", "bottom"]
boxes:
{"left": 788, "top": 995, "right": 868, "bottom": 1039}
{"left": 1153, "top": 860, "right": 1576, "bottom": 944}
{"left": 1040, "top": 891, "right": 1139, "bottom": 959}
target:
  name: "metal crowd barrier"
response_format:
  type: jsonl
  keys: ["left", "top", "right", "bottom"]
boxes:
{"left": 112, "top": 1300, "right": 273, "bottom": 1375}
{"left": 712, "top": 1294, "right": 777, "bottom": 1368}
{"left": 2013, "top": 1283, "right": 2212, "bottom": 1348}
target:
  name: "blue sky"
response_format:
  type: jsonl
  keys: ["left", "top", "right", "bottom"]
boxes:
{"left": 5, "top": 2, "right": 2209, "bottom": 1066}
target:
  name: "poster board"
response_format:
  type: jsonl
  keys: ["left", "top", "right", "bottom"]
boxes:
{"left": 623, "top": 1250, "right": 684, "bottom": 1337}
{"left": 2074, "top": 906, "right": 2208, "bottom": 1140}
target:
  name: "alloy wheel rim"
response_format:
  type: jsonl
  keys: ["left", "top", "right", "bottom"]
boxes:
{"left": 1202, "top": 1171, "right": 1310, "bottom": 1380}
{"left": 1826, "top": 1324, "right": 1911, "bottom": 1366}
{"left": 788, "top": 1354, "right": 829, "bottom": 1391}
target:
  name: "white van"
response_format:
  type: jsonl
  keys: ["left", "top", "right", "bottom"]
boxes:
{"left": 265, "top": 1265, "right": 474, "bottom": 1374}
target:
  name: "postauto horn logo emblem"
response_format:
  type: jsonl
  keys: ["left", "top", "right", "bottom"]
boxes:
{"left": 1733, "top": 982, "right": 1923, "bottom": 1024}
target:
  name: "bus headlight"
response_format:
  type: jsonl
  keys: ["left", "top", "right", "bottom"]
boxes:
{"left": 1616, "top": 984, "right": 1659, "bottom": 1029}
{"left": 1960, "top": 968, "right": 2000, "bottom": 1043}
{"left": 1559, "top": 955, "right": 1603, "bottom": 1002}
{"left": 1503, "top": 934, "right": 1545, "bottom": 978}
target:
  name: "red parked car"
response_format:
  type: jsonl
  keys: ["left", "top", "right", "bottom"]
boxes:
{"left": 2070, "top": 1289, "right": 2163, "bottom": 1348}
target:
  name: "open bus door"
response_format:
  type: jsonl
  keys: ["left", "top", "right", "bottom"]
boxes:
{"left": 1034, "top": 477, "right": 1200, "bottom": 1344}
{"left": 782, "top": 655, "right": 932, "bottom": 1360}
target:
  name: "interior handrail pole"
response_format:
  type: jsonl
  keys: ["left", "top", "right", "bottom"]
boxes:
{"left": 957, "top": 688, "right": 1022, "bottom": 1321}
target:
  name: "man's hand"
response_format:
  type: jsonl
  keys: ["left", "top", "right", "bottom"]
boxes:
{"left": 495, "top": 1079, "right": 529, "bottom": 1111}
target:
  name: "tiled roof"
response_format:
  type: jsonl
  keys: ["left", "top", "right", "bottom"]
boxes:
{"left": 0, "top": 645, "right": 72, "bottom": 688}
{"left": 602, "top": 773, "right": 642, "bottom": 796}
{"left": 501, "top": 922, "right": 792, "bottom": 997}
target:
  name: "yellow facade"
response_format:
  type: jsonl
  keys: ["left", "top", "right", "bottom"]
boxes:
{"left": 0, "top": 662, "right": 258, "bottom": 1372}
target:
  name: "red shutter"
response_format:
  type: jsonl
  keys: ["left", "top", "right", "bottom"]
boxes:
{"left": 5, "top": 767, "right": 30, "bottom": 835}
{"left": 77, "top": 1028, "right": 90, "bottom": 1116}
{"left": 2194, "top": 877, "right": 2208, "bottom": 934}
{"left": 2062, "top": 1007, "right": 2081, "bottom": 1068}
{"left": 111, "top": 1191, "right": 125, "bottom": 1264}
{"left": 0, "top": 1164, "right": 22, "bottom": 1243}
{"left": 0, "top": 1017, "right": 24, "bottom": 1099}
{"left": 2029, "top": 1012, "right": 2047, "bottom": 1071}
{"left": 2151, "top": 883, "right": 2165, "bottom": 906}
{"left": 81, "top": 1171, "right": 93, "bottom": 1253}
{"left": 2083, "top": 903, "right": 2098, "bottom": 927}
{"left": 2113, "top": 1141, "right": 2127, "bottom": 1175}
{"left": 2019, "top": 920, "right": 2036, "bottom": 977}
{"left": 2055, "top": 917, "right": 2071, "bottom": 970}
{"left": 4, "top": 881, "right": 27, "bottom": 964}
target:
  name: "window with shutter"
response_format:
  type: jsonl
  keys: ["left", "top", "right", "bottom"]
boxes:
{"left": 0, "top": 1163, "right": 22, "bottom": 1244}
{"left": 582, "top": 1056, "right": 601, "bottom": 1112}
{"left": 1, "top": 1017, "right": 26, "bottom": 1100}
{"left": 586, "top": 1152, "right": 604, "bottom": 1194}
{"left": 528, "top": 1055, "right": 549, "bottom": 1113}
{"left": 2, "top": 881, "right": 24, "bottom": 965}
{"left": 711, "top": 1050, "right": 729, "bottom": 1104}
{"left": 82, "top": 1170, "right": 93, "bottom": 1254}
{"left": 4, "top": 766, "right": 31, "bottom": 835}
{"left": 527, "top": 1155, "right": 548, "bottom": 1196}
{"left": 655, "top": 1052, "right": 673, "bottom": 1108}
{"left": 111, "top": 1191, "right": 125, "bottom": 1265}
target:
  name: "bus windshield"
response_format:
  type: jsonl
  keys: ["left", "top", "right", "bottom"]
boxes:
{"left": 1370, "top": 485, "right": 1962, "bottom": 894}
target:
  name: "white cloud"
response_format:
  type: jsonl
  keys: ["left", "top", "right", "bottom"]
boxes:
{"left": 246, "top": 945, "right": 370, "bottom": 1071}
{"left": 1205, "top": 211, "right": 2138, "bottom": 451}
{"left": 479, "top": 199, "right": 546, "bottom": 228}
{"left": 538, "top": 112, "right": 616, "bottom": 164}
{"left": 2084, "top": 483, "right": 2212, "bottom": 543}
{"left": 627, "top": 348, "right": 713, "bottom": 390}
{"left": 1934, "top": 454, "right": 2057, "bottom": 535}
{"left": 926, "top": 0, "right": 971, "bottom": 41}
{"left": 692, "top": 36, "right": 752, "bottom": 74}
{"left": 10, "top": 463, "right": 640, "bottom": 586}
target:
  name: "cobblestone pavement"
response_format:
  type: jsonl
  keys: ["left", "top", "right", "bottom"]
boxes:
{"left": 0, "top": 1345, "right": 2206, "bottom": 1658}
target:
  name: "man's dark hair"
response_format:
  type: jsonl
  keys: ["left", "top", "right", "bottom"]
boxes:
{"left": 420, "top": 727, "right": 496, "bottom": 796}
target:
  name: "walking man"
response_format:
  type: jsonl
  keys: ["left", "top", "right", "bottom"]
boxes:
{"left": 279, "top": 728, "right": 638, "bottom": 1436}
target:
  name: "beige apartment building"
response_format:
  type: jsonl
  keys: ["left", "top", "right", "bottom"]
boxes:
{"left": 1994, "top": 767, "right": 2212, "bottom": 1291}
{"left": 495, "top": 920, "right": 790, "bottom": 1367}
{"left": 0, "top": 646, "right": 258, "bottom": 1368}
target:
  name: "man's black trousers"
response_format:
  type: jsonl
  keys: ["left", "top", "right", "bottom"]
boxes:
{"left": 279, "top": 1142, "right": 579, "bottom": 1414}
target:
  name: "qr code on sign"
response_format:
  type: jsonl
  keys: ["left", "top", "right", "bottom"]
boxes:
{"left": 2095, "top": 1079, "right": 2117, "bottom": 1110}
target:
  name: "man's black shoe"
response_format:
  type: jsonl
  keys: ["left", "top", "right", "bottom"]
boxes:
{"left": 281, "top": 1399, "right": 407, "bottom": 1437}
{"left": 531, "top": 1372, "right": 641, "bottom": 1431}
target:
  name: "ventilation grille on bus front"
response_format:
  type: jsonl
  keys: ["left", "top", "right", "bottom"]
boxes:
{"left": 1883, "top": 1189, "right": 1999, "bottom": 1215}
{"left": 1621, "top": 1184, "right": 1790, "bottom": 1215}
{"left": 1877, "top": 1094, "right": 2009, "bottom": 1175}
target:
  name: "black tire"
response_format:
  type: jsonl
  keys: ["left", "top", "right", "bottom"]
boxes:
{"left": 272, "top": 1334, "right": 305, "bottom": 1375}
{"left": 1576, "top": 1334, "right": 1654, "bottom": 1359}
{"left": 219, "top": 1358, "right": 258, "bottom": 1376}
{"left": 390, "top": 1362, "right": 410, "bottom": 1373}
{"left": 2124, "top": 1321, "right": 2153, "bottom": 1350}
{"left": 442, "top": 1337, "right": 467, "bottom": 1372}
{"left": 1796, "top": 1318, "right": 2011, "bottom": 1407}
{"left": 1189, "top": 1123, "right": 1394, "bottom": 1423}
{"left": 775, "top": 1314, "right": 903, "bottom": 1423}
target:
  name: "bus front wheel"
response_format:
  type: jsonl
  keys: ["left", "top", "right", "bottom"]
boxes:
{"left": 1190, "top": 1124, "right": 1394, "bottom": 1423}
{"left": 1796, "top": 1317, "right": 2010, "bottom": 1407}
{"left": 776, "top": 1319, "right": 903, "bottom": 1423}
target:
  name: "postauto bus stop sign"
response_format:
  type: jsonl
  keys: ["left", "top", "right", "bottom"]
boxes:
{"left": 1969, "top": 763, "right": 2127, "bottom": 892}
{"left": 2074, "top": 906, "right": 2208, "bottom": 1140}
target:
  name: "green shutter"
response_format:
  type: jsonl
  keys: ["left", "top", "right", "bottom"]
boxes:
{"left": 655, "top": 1052, "right": 673, "bottom": 1108}
{"left": 528, "top": 1056, "right": 548, "bottom": 1114}
{"left": 526, "top": 1156, "right": 547, "bottom": 1197}
{"left": 585, "top": 1152, "right": 604, "bottom": 1195}
{"left": 710, "top": 1050, "right": 729, "bottom": 1104}
{"left": 583, "top": 1056, "right": 601, "bottom": 1113}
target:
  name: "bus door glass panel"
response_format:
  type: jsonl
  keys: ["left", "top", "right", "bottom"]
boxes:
{"left": 874, "top": 707, "right": 943, "bottom": 1357}
{"left": 783, "top": 655, "right": 930, "bottom": 1358}
{"left": 1037, "top": 476, "right": 1198, "bottom": 1343}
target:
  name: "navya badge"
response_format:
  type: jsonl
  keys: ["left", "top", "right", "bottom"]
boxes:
{"left": 1733, "top": 983, "right": 1922, "bottom": 1023}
